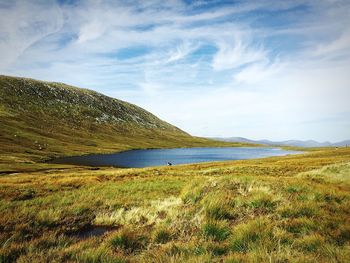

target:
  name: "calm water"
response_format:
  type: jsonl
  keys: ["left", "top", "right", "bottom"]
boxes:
{"left": 52, "top": 147, "right": 301, "bottom": 168}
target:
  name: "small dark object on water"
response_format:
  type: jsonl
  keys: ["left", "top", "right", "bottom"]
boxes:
{"left": 167, "top": 162, "right": 172, "bottom": 166}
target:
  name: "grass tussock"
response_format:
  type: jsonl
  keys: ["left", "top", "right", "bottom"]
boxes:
{"left": 229, "top": 218, "right": 274, "bottom": 253}
{"left": 110, "top": 229, "right": 148, "bottom": 254}
{"left": 203, "top": 221, "right": 231, "bottom": 242}
{"left": 153, "top": 228, "right": 173, "bottom": 244}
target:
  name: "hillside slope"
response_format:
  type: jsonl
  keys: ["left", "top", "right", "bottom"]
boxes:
{"left": 0, "top": 75, "right": 236, "bottom": 163}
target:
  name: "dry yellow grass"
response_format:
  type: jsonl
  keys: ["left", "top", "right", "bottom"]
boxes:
{"left": 0, "top": 147, "right": 350, "bottom": 262}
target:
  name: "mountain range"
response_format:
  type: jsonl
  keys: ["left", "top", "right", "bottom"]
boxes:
{"left": 211, "top": 137, "right": 350, "bottom": 148}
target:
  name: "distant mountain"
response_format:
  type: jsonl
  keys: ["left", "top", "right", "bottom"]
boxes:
{"left": 212, "top": 137, "right": 350, "bottom": 148}
{"left": 332, "top": 140, "right": 350, "bottom": 147}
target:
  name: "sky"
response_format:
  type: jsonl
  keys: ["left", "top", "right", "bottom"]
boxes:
{"left": 0, "top": 0, "right": 350, "bottom": 142}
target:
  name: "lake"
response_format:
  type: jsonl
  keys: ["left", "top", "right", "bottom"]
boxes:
{"left": 51, "top": 147, "right": 302, "bottom": 168}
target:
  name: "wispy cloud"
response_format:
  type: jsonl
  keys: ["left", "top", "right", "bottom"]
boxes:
{"left": 234, "top": 59, "right": 285, "bottom": 84}
{"left": 212, "top": 39, "right": 267, "bottom": 71}
{"left": 311, "top": 31, "right": 350, "bottom": 58}
{"left": 0, "top": 0, "right": 63, "bottom": 69}
{"left": 165, "top": 41, "right": 199, "bottom": 63}
{"left": 0, "top": 0, "right": 349, "bottom": 141}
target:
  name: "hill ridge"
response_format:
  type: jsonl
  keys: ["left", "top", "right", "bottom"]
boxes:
{"left": 0, "top": 75, "right": 240, "bottom": 163}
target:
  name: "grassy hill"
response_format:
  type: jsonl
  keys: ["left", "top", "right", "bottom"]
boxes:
{"left": 0, "top": 75, "right": 248, "bottom": 170}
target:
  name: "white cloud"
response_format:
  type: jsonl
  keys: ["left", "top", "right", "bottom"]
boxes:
{"left": 311, "top": 31, "right": 350, "bottom": 58}
{"left": 139, "top": 82, "right": 164, "bottom": 96}
{"left": 234, "top": 60, "right": 285, "bottom": 84}
{"left": 165, "top": 41, "right": 199, "bottom": 63}
{"left": 0, "top": 0, "right": 63, "bottom": 70}
{"left": 212, "top": 38, "right": 267, "bottom": 71}
{"left": 77, "top": 20, "right": 107, "bottom": 43}
{"left": 1, "top": 0, "right": 350, "bottom": 141}
{"left": 145, "top": 60, "right": 350, "bottom": 141}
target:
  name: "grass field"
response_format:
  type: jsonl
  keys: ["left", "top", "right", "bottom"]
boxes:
{"left": 1, "top": 147, "right": 349, "bottom": 262}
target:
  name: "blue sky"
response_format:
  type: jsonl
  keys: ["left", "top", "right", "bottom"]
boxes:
{"left": 0, "top": 0, "right": 350, "bottom": 142}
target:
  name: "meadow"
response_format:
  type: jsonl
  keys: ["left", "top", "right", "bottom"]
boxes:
{"left": 1, "top": 147, "right": 349, "bottom": 262}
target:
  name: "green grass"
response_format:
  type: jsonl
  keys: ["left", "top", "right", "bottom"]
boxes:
{"left": 153, "top": 228, "right": 173, "bottom": 244}
{"left": 110, "top": 229, "right": 147, "bottom": 253}
{"left": 0, "top": 148, "right": 349, "bottom": 262}
{"left": 203, "top": 221, "right": 231, "bottom": 241}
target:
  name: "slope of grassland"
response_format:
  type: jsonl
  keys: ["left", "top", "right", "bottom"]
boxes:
{"left": 0, "top": 75, "right": 250, "bottom": 172}
{"left": 0, "top": 147, "right": 349, "bottom": 262}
